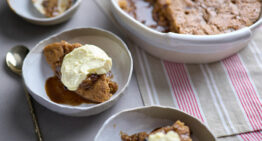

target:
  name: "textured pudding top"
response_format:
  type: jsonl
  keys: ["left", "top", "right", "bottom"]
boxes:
{"left": 119, "top": 0, "right": 262, "bottom": 35}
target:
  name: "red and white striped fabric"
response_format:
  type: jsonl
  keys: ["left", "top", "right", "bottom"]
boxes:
{"left": 164, "top": 63, "right": 205, "bottom": 123}
{"left": 133, "top": 43, "right": 262, "bottom": 140}
{"left": 160, "top": 54, "right": 262, "bottom": 140}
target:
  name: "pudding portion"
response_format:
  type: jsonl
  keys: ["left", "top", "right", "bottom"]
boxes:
{"left": 119, "top": 0, "right": 262, "bottom": 35}
{"left": 32, "top": 0, "right": 73, "bottom": 17}
{"left": 43, "top": 41, "right": 118, "bottom": 104}
{"left": 121, "top": 120, "right": 192, "bottom": 141}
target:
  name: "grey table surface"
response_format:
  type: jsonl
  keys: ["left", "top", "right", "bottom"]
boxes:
{"left": 0, "top": 0, "right": 143, "bottom": 140}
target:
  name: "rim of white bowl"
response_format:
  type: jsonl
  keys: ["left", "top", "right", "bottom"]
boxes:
{"left": 7, "top": 0, "right": 82, "bottom": 22}
{"left": 22, "top": 27, "right": 133, "bottom": 110}
{"left": 95, "top": 106, "right": 216, "bottom": 141}
{"left": 111, "top": 0, "right": 262, "bottom": 41}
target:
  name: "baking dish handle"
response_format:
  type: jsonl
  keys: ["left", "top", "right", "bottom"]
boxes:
{"left": 250, "top": 19, "right": 262, "bottom": 32}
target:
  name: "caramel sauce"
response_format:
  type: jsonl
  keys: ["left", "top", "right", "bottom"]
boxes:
{"left": 45, "top": 76, "right": 95, "bottom": 106}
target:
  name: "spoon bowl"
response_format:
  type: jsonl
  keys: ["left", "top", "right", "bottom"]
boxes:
{"left": 6, "top": 45, "right": 29, "bottom": 75}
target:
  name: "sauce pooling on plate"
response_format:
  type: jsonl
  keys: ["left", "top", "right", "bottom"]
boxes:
{"left": 45, "top": 76, "right": 95, "bottom": 106}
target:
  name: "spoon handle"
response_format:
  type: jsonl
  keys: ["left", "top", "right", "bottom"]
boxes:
{"left": 23, "top": 86, "right": 43, "bottom": 141}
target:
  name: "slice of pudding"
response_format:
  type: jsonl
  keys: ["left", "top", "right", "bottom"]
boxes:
{"left": 32, "top": 0, "right": 73, "bottom": 17}
{"left": 43, "top": 41, "right": 118, "bottom": 103}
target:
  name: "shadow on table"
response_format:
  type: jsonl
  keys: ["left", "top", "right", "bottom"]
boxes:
{"left": 6, "top": 85, "right": 117, "bottom": 141}
{"left": 5, "top": 83, "right": 36, "bottom": 140}
{"left": 33, "top": 101, "right": 118, "bottom": 140}
{"left": 0, "top": 1, "right": 67, "bottom": 42}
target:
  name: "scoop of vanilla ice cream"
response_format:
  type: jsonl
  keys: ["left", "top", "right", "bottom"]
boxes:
{"left": 61, "top": 44, "right": 112, "bottom": 91}
{"left": 148, "top": 131, "right": 181, "bottom": 141}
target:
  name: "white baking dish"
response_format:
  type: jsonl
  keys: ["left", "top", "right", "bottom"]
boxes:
{"left": 110, "top": 0, "right": 262, "bottom": 63}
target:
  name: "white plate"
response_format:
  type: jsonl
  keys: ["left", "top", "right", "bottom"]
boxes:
{"left": 7, "top": 0, "right": 82, "bottom": 25}
{"left": 110, "top": 0, "right": 262, "bottom": 63}
{"left": 22, "top": 27, "right": 133, "bottom": 116}
{"left": 95, "top": 106, "right": 216, "bottom": 141}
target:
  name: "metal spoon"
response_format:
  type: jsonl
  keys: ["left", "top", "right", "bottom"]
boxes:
{"left": 6, "top": 45, "right": 43, "bottom": 141}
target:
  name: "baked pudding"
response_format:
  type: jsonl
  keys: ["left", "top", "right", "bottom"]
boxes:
{"left": 121, "top": 120, "right": 192, "bottom": 141}
{"left": 43, "top": 41, "right": 118, "bottom": 105}
{"left": 119, "top": 0, "right": 262, "bottom": 35}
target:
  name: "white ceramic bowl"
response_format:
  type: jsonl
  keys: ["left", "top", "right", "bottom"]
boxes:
{"left": 22, "top": 27, "right": 133, "bottom": 116}
{"left": 110, "top": 0, "right": 262, "bottom": 63}
{"left": 95, "top": 106, "right": 216, "bottom": 141}
{"left": 7, "top": 0, "right": 82, "bottom": 25}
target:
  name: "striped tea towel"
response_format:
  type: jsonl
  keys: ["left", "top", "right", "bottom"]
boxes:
{"left": 94, "top": 0, "right": 262, "bottom": 140}
{"left": 132, "top": 39, "right": 262, "bottom": 140}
